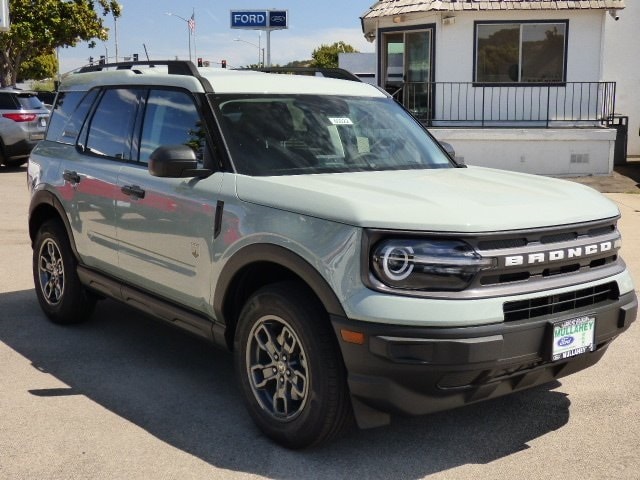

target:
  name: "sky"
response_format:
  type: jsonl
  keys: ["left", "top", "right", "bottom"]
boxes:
{"left": 57, "top": 0, "right": 376, "bottom": 73}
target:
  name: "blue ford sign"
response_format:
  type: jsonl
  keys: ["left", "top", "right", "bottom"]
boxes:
{"left": 230, "top": 9, "right": 288, "bottom": 29}
{"left": 231, "top": 11, "right": 268, "bottom": 28}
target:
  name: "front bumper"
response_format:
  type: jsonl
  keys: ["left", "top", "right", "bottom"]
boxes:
{"left": 331, "top": 290, "right": 637, "bottom": 428}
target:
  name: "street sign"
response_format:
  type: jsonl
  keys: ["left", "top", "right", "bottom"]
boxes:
{"left": 230, "top": 9, "right": 288, "bottom": 30}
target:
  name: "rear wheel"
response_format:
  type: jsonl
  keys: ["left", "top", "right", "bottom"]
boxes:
{"left": 32, "top": 220, "right": 96, "bottom": 324}
{"left": 3, "top": 159, "right": 28, "bottom": 168}
{"left": 234, "top": 282, "right": 352, "bottom": 448}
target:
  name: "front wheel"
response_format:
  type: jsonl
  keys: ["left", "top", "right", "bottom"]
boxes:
{"left": 234, "top": 282, "right": 352, "bottom": 448}
{"left": 32, "top": 220, "right": 96, "bottom": 324}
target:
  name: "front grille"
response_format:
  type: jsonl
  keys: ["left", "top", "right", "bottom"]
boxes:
{"left": 474, "top": 219, "right": 621, "bottom": 288}
{"left": 540, "top": 232, "right": 578, "bottom": 244}
{"left": 503, "top": 282, "right": 619, "bottom": 322}
{"left": 477, "top": 238, "right": 527, "bottom": 251}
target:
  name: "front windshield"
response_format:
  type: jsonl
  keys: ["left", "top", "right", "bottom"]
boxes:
{"left": 213, "top": 94, "right": 453, "bottom": 176}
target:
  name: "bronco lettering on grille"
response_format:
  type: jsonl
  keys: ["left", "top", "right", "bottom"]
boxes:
{"left": 503, "top": 241, "right": 613, "bottom": 267}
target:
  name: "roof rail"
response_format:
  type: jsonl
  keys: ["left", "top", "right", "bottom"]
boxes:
{"left": 254, "top": 67, "right": 362, "bottom": 82}
{"left": 75, "top": 60, "right": 213, "bottom": 93}
{"left": 77, "top": 60, "right": 199, "bottom": 77}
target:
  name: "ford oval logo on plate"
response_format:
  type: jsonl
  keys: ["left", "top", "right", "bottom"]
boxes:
{"left": 552, "top": 315, "right": 596, "bottom": 362}
{"left": 557, "top": 336, "right": 575, "bottom": 347}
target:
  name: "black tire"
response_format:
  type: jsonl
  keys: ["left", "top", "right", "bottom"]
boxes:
{"left": 234, "top": 281, "right": 352, "bottom": 448}
{"left": 32, "top": 220, "right": 96, "bottom": 324}
{"left": 2, "top": 158, "right": 27, "bottom": 168}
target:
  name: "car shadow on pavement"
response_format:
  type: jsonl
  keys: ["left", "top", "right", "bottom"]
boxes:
{"left": 0, "top": 289, "right": 571, "bottom": 479}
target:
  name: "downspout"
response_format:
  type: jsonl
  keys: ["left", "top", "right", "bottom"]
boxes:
{"left": 598, "top": 10, "right": 607, "bottom": 84}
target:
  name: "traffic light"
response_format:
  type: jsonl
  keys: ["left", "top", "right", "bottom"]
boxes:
{"left": 221, "top": 59, "right": 227, "bottom": 69}
{"left": 133, "top": 53, "right": 139, "bottom": 62}
{"left": 197, "top": 57, "right": 203, "bottom": 67}
{"left": 89, "top": 56, "right": 94, "bottom": 64}
{"left": 99, "top": 55, "right": 105, "bottom": 65}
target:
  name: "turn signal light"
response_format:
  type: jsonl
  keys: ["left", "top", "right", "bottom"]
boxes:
{"left": 340, "top": 329, "right": 365, "bottom": 345}
{"left": 3, "top": 113, "right": 37, "bottom": 122}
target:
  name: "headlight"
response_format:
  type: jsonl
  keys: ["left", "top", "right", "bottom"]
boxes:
{"left": 371, "top": 239, "right": 493, "bottom": 291}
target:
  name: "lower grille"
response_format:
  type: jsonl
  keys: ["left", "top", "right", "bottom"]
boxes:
{"left": 503, "top": 282, "right": 619, "bottom": 322}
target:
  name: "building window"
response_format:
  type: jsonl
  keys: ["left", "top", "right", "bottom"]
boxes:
{"left": 475, "top": 21, "right": 567, "bottom": 84}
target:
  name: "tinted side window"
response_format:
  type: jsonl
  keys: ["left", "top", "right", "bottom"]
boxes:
{"left": 0, "top": 93, "right": 16, "bottom": 109}
{"left": 139, "top": 90, "right": 204, "bottom": 163}
{"left": 86, "top": 89, "right": 141, "bottom": 160}
{"left": 46, "top": 90, "right": 98, "bottom": 144}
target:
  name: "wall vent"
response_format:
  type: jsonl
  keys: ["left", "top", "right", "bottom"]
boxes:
{"left": 570, "top": 153, "right": 590, "bottom": 164}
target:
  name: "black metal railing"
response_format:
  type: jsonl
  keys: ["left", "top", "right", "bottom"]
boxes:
{"left": 393, "top": 81, "right": 616, "bottom": 128}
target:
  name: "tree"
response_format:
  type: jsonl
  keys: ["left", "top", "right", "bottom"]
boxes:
{"left": 310, "top": 41, "right": 358, "bottom": 69}
{"left": 18, "top": 52, "right": 58, "bottom": 83}
{"left": 284, "top": 59, "right": 312, "bottom": 68}
{"left": 0, "top": 0, "right": 122, "bottom": 87}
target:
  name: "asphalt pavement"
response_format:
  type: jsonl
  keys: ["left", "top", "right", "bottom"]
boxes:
{"left": 1, "top": 164, "right": 639, "bottom": 480}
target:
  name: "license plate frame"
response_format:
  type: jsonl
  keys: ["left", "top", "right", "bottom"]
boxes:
{"left": 550, "top": 315, "right": 596, "bottom": 362}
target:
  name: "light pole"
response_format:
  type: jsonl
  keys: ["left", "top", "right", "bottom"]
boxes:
{"left": 114, "top": 15, "right": 119, "bottom": 62}
{"left": 233, "top": 36, "right": 264, "bottom": 68}
{"left": 165, "top": 12, "right": 192, "bottom": 62}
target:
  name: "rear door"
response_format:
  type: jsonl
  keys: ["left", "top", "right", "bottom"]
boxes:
{"left": 64, "top": 87, "right": 144, "bottom": 275}
{"left": 46, "top": 88, "right": 136, "bottom": 276}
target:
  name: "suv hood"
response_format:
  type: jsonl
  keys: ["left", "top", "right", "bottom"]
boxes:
{"left": 235, "top": 166, "right": 619, "bottom": 232}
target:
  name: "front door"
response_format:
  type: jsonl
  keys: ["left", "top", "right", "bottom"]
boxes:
{"left": 116, "top": 88, "right": 222, "bottom": 313}
{"left": 382, "top": 27, "right": 434, "bottom": 121}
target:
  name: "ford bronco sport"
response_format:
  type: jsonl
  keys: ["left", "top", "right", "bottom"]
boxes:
{"left": 27, "top": 60, "right": 637, "bottom": 448}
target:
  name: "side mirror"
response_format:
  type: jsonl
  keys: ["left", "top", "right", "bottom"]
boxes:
{"left": 148, "top": 145, "right": 212, "bottom": 178}
{"left": 439, "top": 141, "right": 456, "bottom": 160}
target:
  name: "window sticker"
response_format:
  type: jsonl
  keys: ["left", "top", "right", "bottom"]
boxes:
{"left": 328, "top": 117, "right": 353, "bottom": 126}
{"left": 357, "top": 136, "right": 370, "bottom": 153}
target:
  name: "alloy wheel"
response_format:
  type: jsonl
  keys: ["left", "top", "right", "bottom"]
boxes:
{"left": 246, "top": 315, "right": 309, "bottom": 421}
{"left": 38, "top": 238, "right": 65, "bottom": 305}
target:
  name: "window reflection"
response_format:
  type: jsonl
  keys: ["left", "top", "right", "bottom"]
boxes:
{"left": 139, "top": 90, "right": 204, "bottom": 163}
{"left": 217, "top": 95, "right": 452, "bottom": 176}
{"left": 86, "top": 89, "right": 141, "bottom": 159}
{"left": 476, "top": 22, "right": 566, "bottom": 83}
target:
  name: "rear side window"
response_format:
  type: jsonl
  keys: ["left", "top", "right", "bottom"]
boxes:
{"left": 16, "top": 93, "right": 45, "bottom": 110}
{"left": 46, "top": 90, "right": 98, "bottom": 144}
{"left": 0, "top": 93, "right": 16, "bottom": 109}
{"left": 84, "top": 88, "right": 142, "bottom": 160}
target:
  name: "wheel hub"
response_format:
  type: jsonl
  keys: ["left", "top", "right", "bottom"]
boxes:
{"left": 246, "top": 315, "right": 309, "bottom": 421}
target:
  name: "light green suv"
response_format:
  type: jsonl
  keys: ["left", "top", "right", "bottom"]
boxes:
{"left": 27, "top": 60, "right": 637, "bottom": 448}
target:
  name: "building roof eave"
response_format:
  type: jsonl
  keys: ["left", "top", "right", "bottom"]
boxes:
{"left": 361, "top": 0, "right": 626, "bottom": 20}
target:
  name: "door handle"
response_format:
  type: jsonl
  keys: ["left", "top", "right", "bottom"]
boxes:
{"left": 121, "top": 184, "right": 146, "bottom": 199}
{"left": 62, "top": 170, "right": 81, "bottom": 184}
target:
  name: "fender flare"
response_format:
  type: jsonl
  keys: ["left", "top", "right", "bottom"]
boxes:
{"left": 213, "top": 243, "right": 347, "bottom": 325}
{"left": 28, "top": 188, "right": 79, "bottom": 258}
